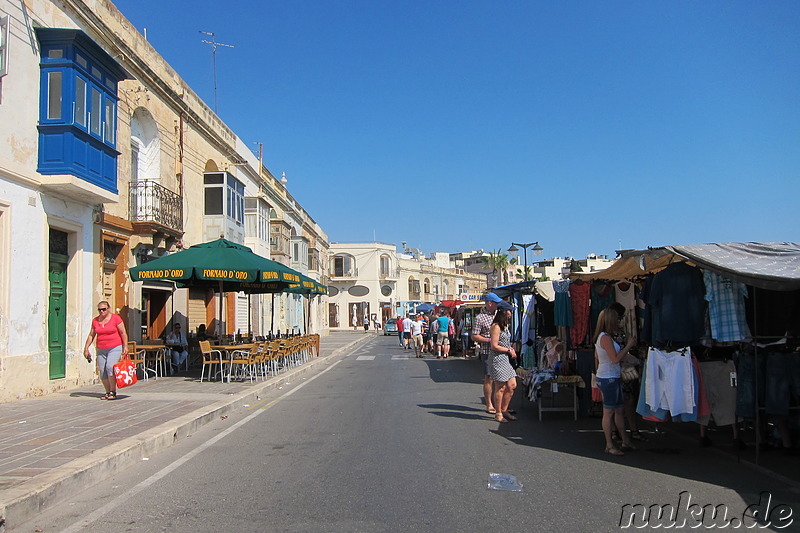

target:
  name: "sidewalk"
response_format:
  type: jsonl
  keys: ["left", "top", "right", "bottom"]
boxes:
{"left": 0, "top": 331, "right": 374, "bottom": 529}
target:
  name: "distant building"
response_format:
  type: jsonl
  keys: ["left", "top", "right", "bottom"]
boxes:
{"left": 328, "top": 243, "right": 486, "bottom": 329}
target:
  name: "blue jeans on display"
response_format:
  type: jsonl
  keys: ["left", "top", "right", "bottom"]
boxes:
{"left": 765, "top": 351, "right": 800, "bottom": 417}
{"left": 735, "top": 352, "right": 766, "bottom": 420}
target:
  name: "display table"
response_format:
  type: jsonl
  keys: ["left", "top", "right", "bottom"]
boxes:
{"left": 536, "top": 375, "right": 585, "bottom": 421}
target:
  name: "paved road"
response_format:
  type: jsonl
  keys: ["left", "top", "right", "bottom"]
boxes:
{"left": 20, "top": 335, "right": 800, "bottom": 532}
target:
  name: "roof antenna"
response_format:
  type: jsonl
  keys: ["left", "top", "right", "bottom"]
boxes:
{"left": 199, "top": 31, "right": 234, "bottom": 114}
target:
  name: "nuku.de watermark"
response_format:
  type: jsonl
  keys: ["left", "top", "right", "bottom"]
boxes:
{"left": 619, "top": 491, "right": 793, "bottom": 529}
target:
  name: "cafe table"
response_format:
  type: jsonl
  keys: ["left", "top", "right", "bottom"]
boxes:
{"left": 132, "top": 343, "right": 167, "bottom": 378}
{"left": 215, "top": 343, "right": 255, "bottom": 383}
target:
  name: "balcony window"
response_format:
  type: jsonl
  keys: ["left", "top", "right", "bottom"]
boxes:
{"left": 380, "top": 254, "right": 390, "bottom": 277}
{"left": 35, "top": 28, "right": 130, "bottom": 193}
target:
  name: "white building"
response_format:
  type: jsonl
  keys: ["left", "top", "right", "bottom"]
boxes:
{"left": 327, "top": 243, "right": 486, "bottom": 329}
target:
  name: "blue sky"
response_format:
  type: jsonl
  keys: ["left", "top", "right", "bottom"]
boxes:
{"left": 112, "top": 1, "right": 799, "bottom": 260}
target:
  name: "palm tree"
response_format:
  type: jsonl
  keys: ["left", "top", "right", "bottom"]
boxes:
{"left": 480, "top": 249, "right": 514, "bottom": 285}
{"left": 516, "top": 264, "right": 533, "bottom": 280}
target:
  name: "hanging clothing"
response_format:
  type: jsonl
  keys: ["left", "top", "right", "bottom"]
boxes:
{"left": 703, "top": 271, "right": 750, "bottom": 343}
{"left": 648, "top": 262, "right": 706, "bottom": 349}
{"left": 535, "top": 294, "right": 556, "bottom": 337}
{"left": 590, "top": 281, "right": 615, "bottom": 332}
{"left": 553, "top": 280, "right": 573, "bottom": 327}
{"left": 569, "top": 281, "right": 591, "bottom": 347}
{"left": 697, "top": 360, "right": 737, "bottom": 427}
{"left": 637, "top": 355, "right": 706, "bottom": 422}
{"left": 521, "top": 294, "right": 535, "bottom": 345}
{"left": 644, "top": 347, "right": 696, "bottom": 417}
{"left": 615, "top": 281, "right": 638, "bottom": 339}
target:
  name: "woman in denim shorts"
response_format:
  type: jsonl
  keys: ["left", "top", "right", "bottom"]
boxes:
{"left": 594, "top": 308, "right": 637, "bottom": 456}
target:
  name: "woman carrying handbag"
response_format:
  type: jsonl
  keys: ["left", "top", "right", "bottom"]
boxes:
{"left": 83, "top": 301, "right": 129, "bottom": 400}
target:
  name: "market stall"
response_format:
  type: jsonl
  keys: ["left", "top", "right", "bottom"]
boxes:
{"left": 564, "top": 242, "right": 800, "bottom": 463}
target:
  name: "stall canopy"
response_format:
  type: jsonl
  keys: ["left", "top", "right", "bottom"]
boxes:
{"left": 570, "top": 242, "right": 800, "bottom": 291}
{"left": 488, "top": 280, "right": 536, "bottom": 299}
{"left": 415, "top": 303, "right": 436, "bottom": 313}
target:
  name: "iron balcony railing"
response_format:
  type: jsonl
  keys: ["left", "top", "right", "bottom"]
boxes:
{"left": 129, "top": 180, "right": 183, "bottom": 232}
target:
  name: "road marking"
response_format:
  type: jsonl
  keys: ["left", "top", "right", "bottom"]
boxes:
{"left": 356, "top": 355, "right": 375, "bottom": 361}
{"left": 59, "top": 359, "right": 343, "bottom": 533}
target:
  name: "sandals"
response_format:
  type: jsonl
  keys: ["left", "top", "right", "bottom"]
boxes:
{"left": 100, "top": 392, "right": 110, "bottom": 400}
{"left": 106, "top": 391, "right": 117, "bottom": 400}
{"left": 605, "top": 446, "right": 625, "bottom": 456}
{"left": 630, "top": 431, "right": 649, "bottom": 442}
{"left": 503, "top": 412, "right": 518, "bottom": 421}
{"left": 495, "top": 414, "right": 508, "bottom": 423}
{"left": 486, "top": 408, "right": 497, "bottom": 414}
{"left": 620, "top": 443, "right": 637, "bottom": 452}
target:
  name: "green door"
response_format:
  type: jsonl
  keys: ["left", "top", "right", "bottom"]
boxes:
{"left": 48, "top": 254, "right": 68, "bottom": 379}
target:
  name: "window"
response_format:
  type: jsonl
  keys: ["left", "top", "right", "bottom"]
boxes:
{"left": 332, "top": 255, "right": 354, "bottom": 277}
{"left": 226, "top": 174, "right": 244, "bottom": 224}
{"left": 104, "top": 97, "right": 115, "bottom": 143}
{"left": 245, "top": 197, "right": 269, "bottom": 241}
{"left": 380, "top": 254, "right": 390, "bottom": 277}
{"left": 0, "top": 16, "right": 9, "bottom": 77}
{"left": 424, "top": 278, "right": 430, "bottom": 294}
{"left": 204, "top": 172, "right": 244, "bottom": 224}
{"left": 75, "top": 76, "right": 87, "bottom": 127}
{"left": 47, "top": 71, "right": 62, "bottom": 119}
{"left": 203, "top": 173, "right": 224, "bottom": 215}
{"left": 90, "top": 86, "right": 101, "bottom": 135}
{"left": 35, "top": 28, "right": 129, "bottom": 193}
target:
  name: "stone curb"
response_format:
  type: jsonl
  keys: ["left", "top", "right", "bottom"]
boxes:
{"left": 1, "top": 334, "right": 372, "bottom": 530}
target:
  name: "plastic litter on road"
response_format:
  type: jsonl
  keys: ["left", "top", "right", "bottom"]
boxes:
{"left": 487, "top": 473, "right": 523, "bottom": 492}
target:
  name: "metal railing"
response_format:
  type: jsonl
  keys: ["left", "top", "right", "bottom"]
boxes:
{"left": 129, "top": 180, "right": 183, "bottom": 232}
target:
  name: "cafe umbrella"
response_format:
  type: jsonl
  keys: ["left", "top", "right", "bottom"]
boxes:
{"left": 284, "top": 274, "right": 328, "bottom": 334}
{"left": 129, "top": 238, "right": 302, "bottom": 336}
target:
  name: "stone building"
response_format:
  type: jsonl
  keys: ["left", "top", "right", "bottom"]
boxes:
{"left": 327, "top": 243, "right": 486, "bottom": 329}
{"left": 0, "top": 0, "right": 327, "bottom": 402}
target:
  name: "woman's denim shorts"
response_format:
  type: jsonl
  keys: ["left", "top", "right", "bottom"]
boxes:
{"left": 595, "top": 376, "right": 624, "bottom": 409}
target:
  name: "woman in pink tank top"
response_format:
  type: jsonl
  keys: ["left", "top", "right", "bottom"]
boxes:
{"left": 83, "top": 301, "right": 129, "bottom": 400}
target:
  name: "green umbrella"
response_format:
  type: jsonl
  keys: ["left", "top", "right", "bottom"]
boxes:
{"left": 129, "top": 238, "right": 303, "bottom": 335}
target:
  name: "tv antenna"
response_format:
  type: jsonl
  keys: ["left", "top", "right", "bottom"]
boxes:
{"left": 199, "top": 31, "right": 234, "bottom": 113}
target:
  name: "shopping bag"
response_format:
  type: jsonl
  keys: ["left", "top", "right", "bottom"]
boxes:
{"left": 113, "top": 354, "right": 138, "bottom": 389}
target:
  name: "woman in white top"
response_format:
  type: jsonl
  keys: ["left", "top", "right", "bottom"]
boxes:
{"left": 594, "top": 308, "right": 637, "bottom": 456}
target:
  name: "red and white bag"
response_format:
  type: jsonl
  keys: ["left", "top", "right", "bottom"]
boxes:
{"left": 113, "top": 354, "right": 138, "bottom": 389}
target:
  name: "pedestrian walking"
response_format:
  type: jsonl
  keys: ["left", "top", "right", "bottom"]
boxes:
{"left": 471, "top": 292, "right": 501, "bottom": 413}
{"left": 82, "top": 301, "right": 129, "bottom": 400}
{"left": 363, "top": 315, "right": 370, "bottom": 333}
{"left": 396, "top": 314, "right": 405, "bottom": 347}
{"left": 435, "top": 309, "right": 453, "bottom": 358}
{"left": 490, "top": 301, "right": 518, "bottom": 422}
{"left": 402, "top": 315, "right": 413, "bottom": 349}
{"left": 410, "top": 314, "right": 425, "bottom": 357}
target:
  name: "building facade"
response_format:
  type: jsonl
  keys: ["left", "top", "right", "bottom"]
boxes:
{"left": 327, "top": 243, "right": 486, "bottom": 329}
{"left": 0, "top": 0, "right": 327, "bottom": 402}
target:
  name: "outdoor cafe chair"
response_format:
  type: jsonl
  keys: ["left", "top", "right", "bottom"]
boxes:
{"left": 127, "top": 342, "right": 155, "bottom": 381}
{"left": 199, "top": 340, "right": 225, "bottom": 382}
{"left": 228, "top": 344, "right": 259, "bottom": 383}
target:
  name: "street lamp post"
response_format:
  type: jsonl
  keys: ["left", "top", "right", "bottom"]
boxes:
{"left": 508, "top": 242, "right": 544, "bottom": 282}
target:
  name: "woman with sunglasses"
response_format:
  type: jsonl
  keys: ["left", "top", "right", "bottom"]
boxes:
{"left": 83, "top": 301, "right": 129, "bottom": 400}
